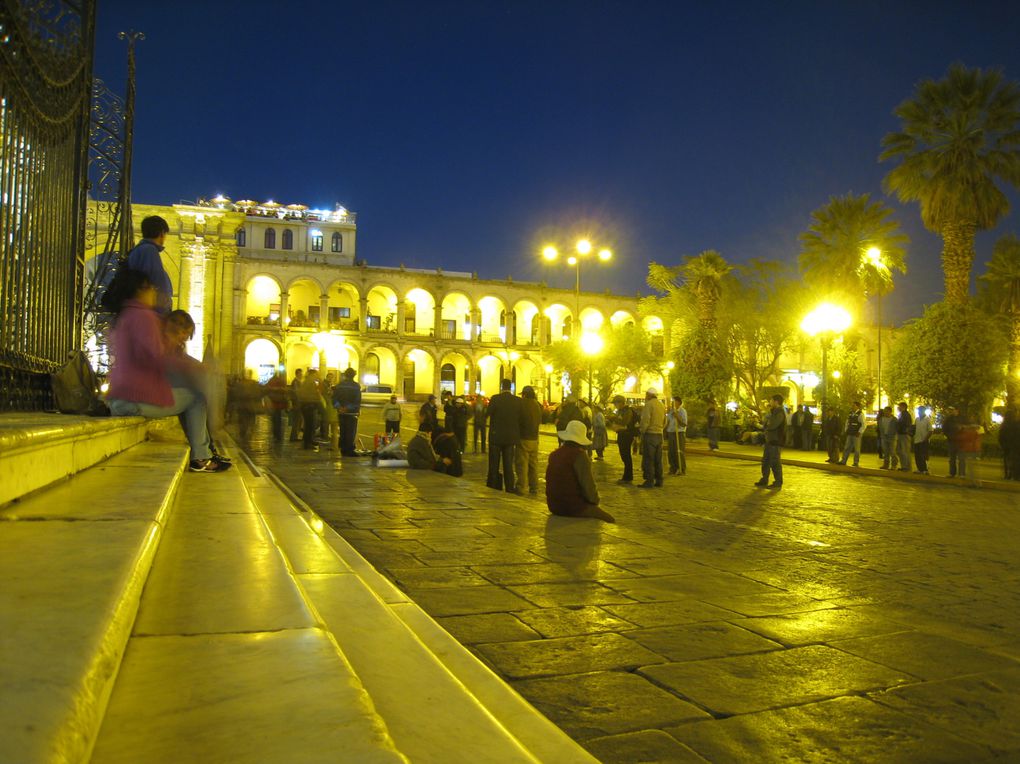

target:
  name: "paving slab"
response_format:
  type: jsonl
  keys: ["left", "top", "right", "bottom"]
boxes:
{"left": 583, "top": 730, "right": 709, "bottom": 763}
{"left": 738, "top": 605, "right": 907, "bottom": 646}
{"left": 640, "top": 645, "right": 913, "bottom": 716}
{"left": 477, "top": 633, "right": 667, "bottom": 679}
{"left": 625, "top": 620, "right": 782, "bottom": 662}
{"left": 436, "top": 613, "right": 543, "bottom": 644}
{"left": 514, "top": 671, "right": 710, "bottom": 740}
{"left": 512, "top": 606, "right": 637, "bottom": 638}
{"left": 666, "top": 695, "right": 987, "bottom": 763}
{"left": 602, "top": 598, "right": 742, "bottom": 628}
{"left": 406, "top": 584, "right": 536, "bottom": 616}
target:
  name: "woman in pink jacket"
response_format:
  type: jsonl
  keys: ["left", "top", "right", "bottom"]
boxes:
{"left": 105, "top": 269, "right": 229, "bottom": 473}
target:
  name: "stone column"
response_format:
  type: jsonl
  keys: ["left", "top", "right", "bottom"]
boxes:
{"left": 279, "top": 291, "right": 290, "bottom": 328}
{"left": 219, "top": 249, "right": 236, "bottom": 369}
{"left": 396, "top": 302, "right": 406, "bottom": 336}
{"left": 470, "top": 308, "right": 481, "bottom": 341}
{"left": 319, "top": 293, "right": 329, "bottom": 331}
{"left": 358, "top": 297, "right": 368, "bottom": 331}
{"left": 434, "top": 302, "right": 443, "bottom": 338}
{"left": 431, "top": 356, "right": 441, "bottom": 395}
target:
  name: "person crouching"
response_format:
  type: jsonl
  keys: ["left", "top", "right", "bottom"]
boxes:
{"left": 545, "top": 421, "right": 616, "bottom": 522}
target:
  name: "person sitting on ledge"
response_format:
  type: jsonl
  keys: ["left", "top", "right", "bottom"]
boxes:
{"left": 545, "top": 420, "right": 616, "bottom": 523}
{"left": 407, "top": 425, "right": 458, "bottom": 475}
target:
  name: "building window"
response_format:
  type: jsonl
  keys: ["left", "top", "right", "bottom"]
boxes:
{"left": 308, "top": 305, "right": 320, "bottom": 324}
{"left": 264, "top": 228, "right": 276, "bottom": 249}
{"left": 366, "top": 314, "right": 381, "bottom": 330}
{"left": 236, "top": 228, "right": 246, "bottom": 247}
{"left": 312, "top": 233, "right": 323, "bottom": 252}
{"left": 331, "top": 232, "right": 342, "bottom": 252}
{"left": 282, "top": 229, "right": 293, "bottom": 250}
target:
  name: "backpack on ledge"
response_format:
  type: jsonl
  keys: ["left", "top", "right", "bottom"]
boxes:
{"left": 51, "top": 350, "right": 109, "bottom": 416}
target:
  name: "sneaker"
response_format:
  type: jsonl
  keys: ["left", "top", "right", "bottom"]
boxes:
{"left": 190, "top": 458, "right": 232, "bottom": 473}
{"left": 211, "top": 454, "right": 232, "bottom": 464}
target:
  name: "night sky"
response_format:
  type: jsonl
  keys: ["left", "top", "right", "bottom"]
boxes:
{"left": 94, "top": 1, "right": 1020, "bottom": 323}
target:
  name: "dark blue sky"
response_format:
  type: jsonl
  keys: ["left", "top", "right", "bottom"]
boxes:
{"left": 94, "top": 1, "right": 1020, "bottom": 322}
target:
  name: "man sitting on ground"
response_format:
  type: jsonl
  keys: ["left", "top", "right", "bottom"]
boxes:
{"left": 408, "top": 425, "right": 459, "bottom": 475}
{"left": 545, "top": 420, "right": 615, "bottom": 522}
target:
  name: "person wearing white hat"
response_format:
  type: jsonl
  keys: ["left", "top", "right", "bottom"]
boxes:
{"left": 545, "top": 420, "right": 615, "bottom": 522}
{"left": 639, "top": 387, "right": 666, "bottom": 487}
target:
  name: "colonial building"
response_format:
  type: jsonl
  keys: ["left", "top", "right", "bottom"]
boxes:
{"left": 86, "top": 196, "right": 671, "bottom": 402}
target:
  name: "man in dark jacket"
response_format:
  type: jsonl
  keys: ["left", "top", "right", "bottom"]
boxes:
{"left": 486, "top": 378, "right": 523, "bottom": 492}
{"left": 126, "top": 215, "right": 173, "bottom": 314}
{"left": 419, "top": 394, "right": 439, "bottom": 437}
{"left": 516, "top": 386, "right": 544, "bottom": 494}
{"left": 332, "top": 367, "right": 362, "bottom": 456}
{"left": 755, "top": 395, "right": 786, "bottom": 489}
{"left": 942, "top": 406, "right": 961, "bottom": 477}
{"left": 445, "top": 396, "right": 470, "bottom": 452}
{"left": 611, "top": 395, "right": 638, "bottom": 483}
{"left": 895, "top": 401, "right": 913, "bottom": 473}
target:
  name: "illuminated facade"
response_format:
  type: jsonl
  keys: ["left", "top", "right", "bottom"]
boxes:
{"left": 86, "top": 197, "right": 670, "bottom": 401}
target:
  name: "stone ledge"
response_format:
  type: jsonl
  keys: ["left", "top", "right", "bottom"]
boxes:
{"left": 0, "top": 442, "right": 188, "bottom": 764}
{"left": 0, "top": 413, "right": 150, "bottom": 506}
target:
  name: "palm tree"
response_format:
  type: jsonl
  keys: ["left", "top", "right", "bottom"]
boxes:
{"left": 681, "top": 250, "right": 732, "bottom": 329}
{"left": 881, "top": 63, "right": 1020, "bottom": 305}
{"left": 982, "top": 233, "right": 1020, "bottom": 405}
{"left": 799, "top": 193, "right": 908, "bottom": 306}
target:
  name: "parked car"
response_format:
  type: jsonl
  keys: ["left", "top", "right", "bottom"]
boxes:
{"left": 361, "top": 384, "right": 397, "bottom": 405}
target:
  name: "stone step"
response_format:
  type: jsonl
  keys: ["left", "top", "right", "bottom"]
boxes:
{"left": 0, "top": 441, "right": 189, "bottom": 764}
{"left": 254, "top": 470, "right": 599, "bottom": 764}
{"left": 0, "top": 413, "right": 150, "bottom": 506}
{"left": 90, "top": 457, "right": 406, "bottom": 764}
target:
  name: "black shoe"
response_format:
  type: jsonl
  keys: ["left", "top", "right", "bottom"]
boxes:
{"left": 190, "top": 458, "right": 232, "bottom": 473}
{"left": 754, "top": 479, "right": 768, "bottom": 487}
{"left": 640, "top": 481, "right": 654, "bottom": 488}
{"left": 766, "top": 482, "right": 783, "bottom": 489}
{"left": 616, "top": 478, "right": 633, "bottom": 485}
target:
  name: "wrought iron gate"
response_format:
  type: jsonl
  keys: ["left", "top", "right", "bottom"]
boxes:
{"left": 0, "top": 0, "right": 95, "bottom": 411}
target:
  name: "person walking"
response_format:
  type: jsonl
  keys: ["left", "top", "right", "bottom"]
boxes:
{"left": 486, "top": 378, "right": 523, "bottom": 492}
{"left": 447, "top": 396, "right": 470, "bottom": 452}
{"left": 913, "top": 406, "right": 932, "bottom": 474}
{"left": 823, "top": 409, "right": 841, "bottom": 463}
{"left": 611, "top": 395, "right": 638, "bottom": 484}
{"left": 639, "top": 388, "right": 666, "bottom": 488}
{"left": 791, "top": 406, "right": 804, "bottom": 451}
{"left": 288, "top": 368, "right": 304, "bottom": 441}
{"left": 419, "top": 394, "right": 440, "bottom": 436}
{"left": 545, "top": 421, "right": 615, "bottom": 523}
{"left": 516, "top": 386, "right": 543, "bottom": 494}
{"left": 381, "top": 394, "right": 402, "bottom": 438}
{"left": 801, "top": 405, "right": 815, "bottom": 451}
{"left": 755, "top": 394, "right": 786, "bottom": 488}
{"left": 895, "top": 401, "right": 913, "bottom": 472}
{"left": 942, "top": 405, "right": 961, "bottom": 477}
{"left": 591, "top": 406, "right": 608, "bottom": 460}
{"left": 333, "top": 367, "right": 362, "bottom": 456}
{"left": 471, "top": 394, "right": 488, "bottom": 453}
{"left": 297, "top": 369, "right": 322, "bottom": 451}
{"left": 958, "top": 417, "right": 984, "bottom": 487}
{"left": 839, "top": 401, "right": 866, "bottom": 467}
{"left": 265, "top": 372, "right": 289, "bottom": 442}
{"left": 706, "top": 405, "right": 721, "bottom": 450}
{"left": 666, "top": 397, "right": 688, "bottom": 475}
{"left": 878, "top": 406, "right": 898, "bottom": 469}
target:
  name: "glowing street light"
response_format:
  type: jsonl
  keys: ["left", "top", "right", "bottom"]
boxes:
{"left": 801, "top": 302, "right": 852, "bottom": 448}
{"left": 540, "top": 237, "right": 614, "bottom": 330}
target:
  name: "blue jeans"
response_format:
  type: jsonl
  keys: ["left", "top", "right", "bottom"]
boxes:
{"left": 110, "top": 387, "right": 212, "bottom": 461}
{"left": 761, "top": 443, "right": 782, "bottom": 484}
{"left": 840, "top": 435, "right": 862, "bottom": 465}
{"left": 641, "top": 432, "right": 663, "bottom": 484}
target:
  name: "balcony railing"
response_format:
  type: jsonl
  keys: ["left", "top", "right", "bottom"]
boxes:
{"left": 246, "top": 316, "right": 281, "bottom": 327}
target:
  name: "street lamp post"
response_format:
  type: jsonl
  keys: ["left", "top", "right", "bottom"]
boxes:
{"left": 580, "top": 332, "right": 604, "bottom": 405}
{"left": 801, "top": 303, "right": 852, "bottom": 451}
{"left": 864, "top": 247, "right": 888, "bottom": 409}
{"left": 542, "top": 239, "right": 612, "bottom": 337}
{"left": 544, "top": 363, "right": 553, "bottom": 403}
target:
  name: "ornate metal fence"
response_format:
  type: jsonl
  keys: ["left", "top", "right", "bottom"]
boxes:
{"left": 0, "top": 0, "right": 95, "bottom": 411}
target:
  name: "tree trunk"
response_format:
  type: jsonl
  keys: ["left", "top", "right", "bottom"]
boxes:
{"left": 941, "top": 222, "right": 977, "bottom": 305}
{"left": 1008, "top": 313, "right": 1020, "bottom": 410}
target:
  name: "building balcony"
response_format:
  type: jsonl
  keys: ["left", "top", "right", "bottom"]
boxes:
{"left": 246, "top": 316, "right": 281, "bottom": 327}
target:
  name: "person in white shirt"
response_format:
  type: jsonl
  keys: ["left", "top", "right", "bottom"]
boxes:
{"left": 913, "top": 406, "right": 933, "bottom": 474}
{"left": 839, "top": 402, "right": 867, "bottom": 467}
{"left": 381, "top": 394, "right": 402, "bottom": 437}
{"left": 666, "top": 398, "right": 688, "bottom": 475}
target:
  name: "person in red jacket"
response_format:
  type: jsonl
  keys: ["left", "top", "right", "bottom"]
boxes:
{"left": 545, "top": 420, "right": 615, "bottom": 522}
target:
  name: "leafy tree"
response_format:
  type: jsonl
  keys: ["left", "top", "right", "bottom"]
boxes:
{"left": 681, "top": 250, "right": 732, "bottom": 329}
{"left": 669, "top": 323, "right": 732, "bottom": 405}
{"left": 981, "top": 233, "right": 1020, "bottom": 405}
{"left": 723, "top": 260, "right": 806, "bottom": 411}
{"left": 543, "top": 324, "right": 660, "bottom": 407}
{"left": 881, "top": 63, "right": 1020, "bottom": 304}
{"left": 885, "top": 301, "right": 1007, "bottom": 414}
{"left": 799, "top": 192, "right": 908, "bottom": 309}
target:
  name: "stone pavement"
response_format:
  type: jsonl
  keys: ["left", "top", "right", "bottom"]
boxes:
{"left": 235, "top": 409, "right": 1020, "bottom": 763}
